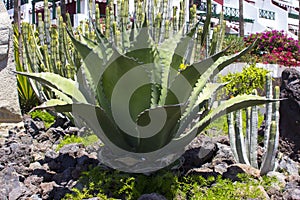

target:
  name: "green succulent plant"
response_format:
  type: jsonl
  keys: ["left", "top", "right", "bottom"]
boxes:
{"left": 17, "top": 0, "right": 276, "bottom": 173}
{"left": 227, "top": 74, "right": 280, "bottom": 175}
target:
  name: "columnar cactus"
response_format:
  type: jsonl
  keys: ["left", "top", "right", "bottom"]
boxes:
{"left": 20, "top": 0, "right": 79, "bottom": 103}
{"left": 227, "top": 74, "right": 280, "bottom": 175}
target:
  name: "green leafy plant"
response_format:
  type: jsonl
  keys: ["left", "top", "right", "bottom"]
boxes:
{"left": 30, "top": 110, "right": 55, "bottom": 128}
{"left": 17, "top": 0, "right": 275, "bottom": 173}
{"left": 220, "top": 63, "right": 269, "bottom": 98}
{"left": 206, "top": 64, "right": 268, "bottom": 135}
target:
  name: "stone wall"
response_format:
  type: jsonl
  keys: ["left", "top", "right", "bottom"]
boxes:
{"left": 0, "top": 2, "right": 22, "bottom": 123}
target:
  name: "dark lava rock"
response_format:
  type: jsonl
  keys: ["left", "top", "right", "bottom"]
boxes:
{"left": 185, "top": 167, "right": 220, "bottom": 179}
{"left": 280, "top": 68, "right": 300, "bottom": 162}
{"left": 182, "top": 135, "right": 218, "bottom": 170}
{"left": 0, "top": 116, "right": 102, "bottom": 199}
{"left": 223, "top": 163, "right": 260, "bottom": 181}
{"left": 138, "top": 193, "right": 167, "bottom": 200}
{"left": 24, "top": 115, "right": 45, "bottom": 137}
{"left": 50, "top": 114, "right": 72, "bottom": 129}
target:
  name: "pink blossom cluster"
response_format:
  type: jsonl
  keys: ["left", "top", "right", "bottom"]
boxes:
{"left": 244, "top": 30, "right": 300, "bottom": 67}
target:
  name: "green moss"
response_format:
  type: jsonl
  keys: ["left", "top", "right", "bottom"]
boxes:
{"left": 56, "top": 134, "right": 99, "bottom": 151}
{"left": 63, "top": 167, "right": 279, "bottom": 200}
{"left": 30, "top": 110, "right": 55, "bottom": 129}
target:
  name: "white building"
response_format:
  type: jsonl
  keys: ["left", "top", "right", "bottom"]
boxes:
{"left": 4, "top": 0, "right": 300, "bottom": 39}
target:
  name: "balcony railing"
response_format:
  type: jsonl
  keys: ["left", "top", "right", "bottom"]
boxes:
{"left": 224, "top": 6, "right": 239, "bottom": 18}
{"left": 223, "top": 7, "right": 254, "bottom": 23}
{"left": 196, "top": 3, "right": 254, "bottom": 23}
{"left": 196, "top": 2, "right": 217, "bottom": 14}
{"left": 259, "top": 9, "right": 275, "bottom": 20}
{"left": 3, "top": 0, "right": 28, "bottom": 10}
{"left": 288, "top": 12, "right": 299, "bottom": 20}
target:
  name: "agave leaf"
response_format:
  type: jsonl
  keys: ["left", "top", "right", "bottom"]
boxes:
{"left": 193, "top": 82, "right": 227, "bottom": 110}
{"left": 165, "top": 47, "right": 229, "bottom": 105}
{"left": 81, "top": 35, "right": 100, "bottom": 49}
{"left": 158, "top": 25, "right": 198, "bottom": 105}
{"left": 176, "top": 82, "right": 227, "bottom": 136}
{"left": 76, "top": 67, "right": 95, "bottom": 104}
{"left": 120, "top": 21, "right": 131, "bottom": 52}
{"left": 69, "top": 34, "right": 110, "bottom": 113}
{"left": 129, "top": 20, "right": 138, "bottom": 43}
{"left": 175, "top": 95, "right": 278, "bottom": 143}
{"left": 16, "top": 72, "right": 87, "bottom": 103}
{"left": 36, "top": 102, "right": 135, "bottom": 151}
{"left": 169, "top": 23, "right": 199, "bottom": 72}
{"left": 102, "top": 51, "right": 152, "bottom": 120}
{"left": 94, "top": 27, "right": 113, "bottom": 59}
{"left": 51, "top": 88, "right": 73, "bottom": 104}
{"left": 32, "top": 99, "right": 69, "bottom": 109}
{"left": 69, "top": 34, "right": 106, "bottom": 75}
{"left": 135, "top": 104, "right": 182, "bottom": 152}
{"left": 183, "top": 40, "right": 258, "bottom": 115}
{"left": 179, "top": 46, "right": 229, "bottom": 86}
{"left": 126, "top": 18, "right": 161, "bottom": 107}
{"left": 157, "top": 27, "right": 184, "bottom": 106}
{"left": 126, "top": 17, "right": 155, "bottom": 64}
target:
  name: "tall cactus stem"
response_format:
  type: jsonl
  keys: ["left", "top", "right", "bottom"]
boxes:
{"left": 235, "top": 110, "right": 250, "bottom": 165}
{"left": 249, "top": 89, "right": 258, "bottom": 168}
{"left": 38, "top": 13, "right": 44, "bottom": 46}
{"left": 260, "top": 121, "right": 277, "bottom": 175}
{"left": 95, "top": 4, "right": 100, "bottom": 30}
{"left": 245, "top": 107, "right": 251, "bottom": 159}
{"left": 44, "top": 0, "right": 51, "bottom": 49}
{"left": 263, "top": 73, "right": 273, "bottom": 152}
{"left": 227, "top": 112, "right": 239, "bottom": 163}
{"left": 105, "top": 6, "right": 111, "bottom": 40}
{"left": 172, "top": 6, "right": 178, "bottom": 33}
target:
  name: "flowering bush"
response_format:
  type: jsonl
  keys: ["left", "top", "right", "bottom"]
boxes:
{"left": 244, "top": 30, "right": 300, "bottom": 67}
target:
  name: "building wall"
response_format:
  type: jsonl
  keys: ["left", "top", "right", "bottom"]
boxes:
{"left": 6, "top": 0, "right": 299, "bottom": 38}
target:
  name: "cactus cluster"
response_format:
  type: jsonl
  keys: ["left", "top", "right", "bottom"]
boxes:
{"left": 227, "top": 74, "right": 280, "bottom": 175}
{"left": 21, "top": 1, "right": 81, "bottom": 102}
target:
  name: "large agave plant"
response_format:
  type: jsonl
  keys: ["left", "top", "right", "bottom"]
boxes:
{"left": 17, "top": 0, "right": 275, "bottom": 173}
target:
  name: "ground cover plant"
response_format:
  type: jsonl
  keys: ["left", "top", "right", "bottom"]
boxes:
{"left": 17, "top": 0, "right": 277, "bottom": 173}
{"left": 63, "top": 166, "right": 280, "bottom": 199}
